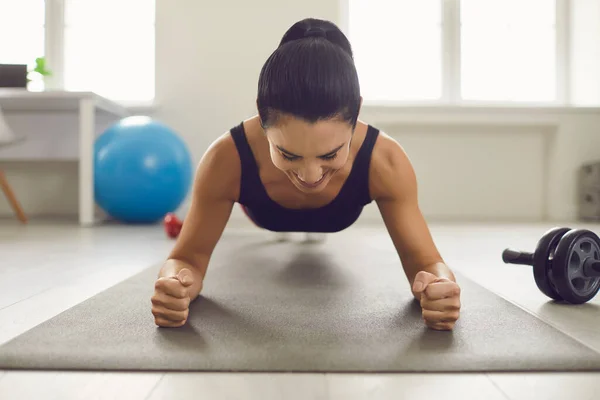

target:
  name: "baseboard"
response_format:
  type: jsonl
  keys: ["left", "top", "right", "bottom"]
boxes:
{"left": 0, "top": 199, "right": 570, "bottom": 227}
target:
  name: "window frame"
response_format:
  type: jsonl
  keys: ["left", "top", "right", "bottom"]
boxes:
{"left": 17, "top": 0, "right": 572, "bottom": 107}
{"left": 342, "top": 0, "right": 571, "bottom": 107}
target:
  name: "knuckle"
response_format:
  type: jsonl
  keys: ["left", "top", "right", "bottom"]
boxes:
{"left": 434, "top": 322, "right": 454, "bottom": 331}
{"left": 415, "top": 271, "right": 426, "bottom": 279}
{"left": 447, "top": 311, "right": 460, "bottom": 321}
{"left": 426, "top": 320, "right": 438, "bottom": 329}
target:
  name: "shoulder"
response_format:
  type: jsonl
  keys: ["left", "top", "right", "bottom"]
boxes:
{"left": 369, "top": 129, "right": 417, "bottom": 202}
{"left": 198, "top": 129, "right": 240, "bottom": 170}
{"left": 192, "top": 130, "right": 241, "bottom": 202}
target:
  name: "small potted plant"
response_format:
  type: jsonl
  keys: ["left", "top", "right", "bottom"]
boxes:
{"left": 27, "top": 57, "right": 52, "bottom": 91}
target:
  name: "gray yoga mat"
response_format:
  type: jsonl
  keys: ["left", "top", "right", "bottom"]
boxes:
{"left": 1, "top": 231, "right": 599, "bottom": 372}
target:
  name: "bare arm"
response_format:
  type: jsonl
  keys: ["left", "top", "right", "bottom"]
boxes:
{"left": 159, "top": 132, "right": 241, "bottom": 300}
{"left": 370, "top": 133, "right": 455, "bottom": 300}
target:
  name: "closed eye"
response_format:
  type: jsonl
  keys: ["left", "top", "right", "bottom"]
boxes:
{"left": 281, "top": 152, "right": 299, "bottom": 161}
{"left": 282, "top": 152, "right": 337, "bottom": 161}
{"left": 320, "top": 152, "right": 338, "bottom": 161}
{"left": 277, "top": 143, "right": 345, "bottom": 162}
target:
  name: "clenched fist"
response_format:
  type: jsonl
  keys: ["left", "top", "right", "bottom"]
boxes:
{"left": 412, "top": 271, "right": 461, "bottom": 331}
{"left": 151, "top": 268, "right": 195, "bottom": 328}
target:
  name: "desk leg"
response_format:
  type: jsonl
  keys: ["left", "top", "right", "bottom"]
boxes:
{"left": 79, "top": 98, "right": 95, "bottom": 226}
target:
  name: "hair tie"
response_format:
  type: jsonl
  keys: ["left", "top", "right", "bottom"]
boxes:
{"left": 304, "top": 27, "right": 327, "bottom": 38}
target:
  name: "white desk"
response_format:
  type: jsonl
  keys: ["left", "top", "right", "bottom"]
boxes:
{"left": 0, "top": 89, "right": 130, "bottom": 226}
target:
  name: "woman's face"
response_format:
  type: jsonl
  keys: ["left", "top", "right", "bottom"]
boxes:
{"left": 265, "top": 116, "right": 353, "bottom": 194}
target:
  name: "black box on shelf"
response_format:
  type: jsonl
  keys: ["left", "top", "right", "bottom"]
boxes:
{"left": 0, "top": 64, "right": 28, "bottom": 88}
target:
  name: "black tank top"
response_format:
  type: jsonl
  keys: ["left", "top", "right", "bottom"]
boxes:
{"left": 230, "top": 122, "right": 380, "bottom": 233}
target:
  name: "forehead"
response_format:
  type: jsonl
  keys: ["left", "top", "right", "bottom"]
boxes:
{"left": 267, "top": 117, "right": 352, "bottom": 151}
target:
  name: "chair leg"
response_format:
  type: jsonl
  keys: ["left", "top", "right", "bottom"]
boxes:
{"left": 0, "top": 170, "right": 27, "bottom": 224}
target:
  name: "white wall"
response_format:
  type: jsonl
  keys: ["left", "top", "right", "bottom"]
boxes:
{"left": 358, "top": 106, "right": 600, "bottom": 224}
{"left": 154, "top": 0, "right": 340, "bottom": 162}
{"left": 375, "top": 123, "right": 548, "bottom": 222}
{"left": 1, "top": 0, "right": 600, "bottom": 226}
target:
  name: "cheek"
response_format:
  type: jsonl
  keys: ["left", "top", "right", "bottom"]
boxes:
{"left": 273, "top": 160, "right": 289, "bottom": 171}
{"left": 328, "top": 153, "right": 350, "bottom": 170}
{"left": 269, "top": 151, "right": 290, "bottom": 171}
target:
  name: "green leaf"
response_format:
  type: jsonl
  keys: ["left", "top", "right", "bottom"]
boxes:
{"left": 32, "top": 57, "right": 52, "bottom": 76}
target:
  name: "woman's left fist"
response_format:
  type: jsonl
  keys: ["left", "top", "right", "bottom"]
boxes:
{"left": 412, "top": 271, "right": 461, "bottom": 331}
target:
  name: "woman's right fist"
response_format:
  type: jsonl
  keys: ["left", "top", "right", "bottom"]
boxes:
{"left": 151, "top": 268, "right": 195, "bottom": 327}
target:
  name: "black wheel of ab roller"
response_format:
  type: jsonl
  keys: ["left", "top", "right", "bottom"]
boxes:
{"left": 531, "top": 227, "right": 571, "bottom": 302}
{"left": 552, "top": 229, "right": 600, "bottom": 304}
{"left": 502, "top": 227, "right": 570, "bottom": 302}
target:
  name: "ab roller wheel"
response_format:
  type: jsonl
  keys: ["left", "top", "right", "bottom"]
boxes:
{"left": 502, "top": 227, "right": 600, "bottom": 304}
{"left": 553, "top": 229, "right": 600, "bottom": 304}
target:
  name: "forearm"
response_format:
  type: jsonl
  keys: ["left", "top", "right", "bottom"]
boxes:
{"left": 159, "top": 258, "right": 206, "bottom": 300}
{"left": 421, "top": 261, "right": 456, "bottom": 281}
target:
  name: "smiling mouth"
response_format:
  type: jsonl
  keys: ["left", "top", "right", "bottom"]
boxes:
{"left": 294, "top": 172, "right": 327, "bottom": 188}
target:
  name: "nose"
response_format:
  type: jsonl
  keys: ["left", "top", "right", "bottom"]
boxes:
{"left": 296, "top": 165, "right": 324, "bottom": 184}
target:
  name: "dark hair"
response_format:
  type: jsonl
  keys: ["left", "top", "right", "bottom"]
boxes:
{"left": 257, "top": 18, "right": 361, "bottom": 130}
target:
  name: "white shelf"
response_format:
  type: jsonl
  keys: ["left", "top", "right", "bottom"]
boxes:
{"left": 0, "top": 89, "right": 129, "bottom": 118}
{"left": 0, "top": 89, "right": 131, "bottom": 226}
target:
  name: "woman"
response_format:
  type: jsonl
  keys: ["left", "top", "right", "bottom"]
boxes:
{"left": 151, "top": 18, "right": 461, "bottom": 331}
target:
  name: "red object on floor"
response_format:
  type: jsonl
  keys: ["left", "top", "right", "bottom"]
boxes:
{"left": 163, "top": 213, "right": 183, "bottom": 239}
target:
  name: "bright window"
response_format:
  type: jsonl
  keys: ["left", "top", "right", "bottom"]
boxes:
{"left": 348, "top": 0, "right": 560, "bottom": 104}
{"left": 0, "top": 0, "right": 155, "bottom": 103}
{"left": 348, "top": 0, "right": 442, "bottom": 102}
{"left": 63, "top": 0, "right": 156, "bottom": 103}
{"left": 0, "top": 0, "right": 45, "bottom": 69}
{"left": 460, "top": 0, "right": 556, "bottom": 102}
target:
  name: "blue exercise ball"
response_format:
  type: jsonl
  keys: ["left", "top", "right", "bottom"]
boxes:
{"left": 94, "top": 116, "right": 193, "bottom": 224}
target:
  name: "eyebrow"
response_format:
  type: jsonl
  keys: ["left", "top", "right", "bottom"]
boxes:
{"left": 276, "top": 143, "right": 346, "bottom": 158}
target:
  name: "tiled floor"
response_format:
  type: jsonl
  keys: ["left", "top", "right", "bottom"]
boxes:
{"left": 0, "top": 219, "right": 599, "bottom": 399}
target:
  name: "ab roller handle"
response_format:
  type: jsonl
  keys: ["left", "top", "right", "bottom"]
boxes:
{"left": 502, "top": 249, "right": 534, "bottom": 266}
{"left": 502, "top": 248, "right": 600, "bottom": 278}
